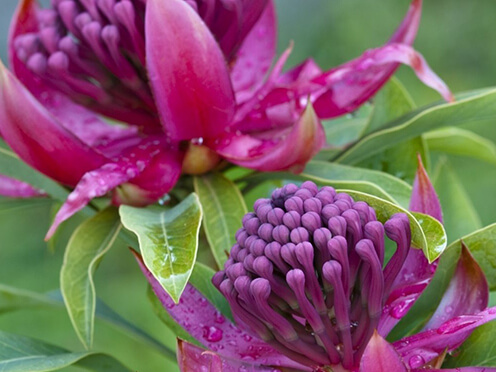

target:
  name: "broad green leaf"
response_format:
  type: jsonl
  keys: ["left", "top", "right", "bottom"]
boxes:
{"left": 443, "top": 320, "right": 496, "bottom": 368}
{"left": 335, "top": 89, "right": 496, "bottom": 165}
{"left": 426, "top": 127, "right": 496, "bottom": 165}
{"left": 0, "top": 331, "right": 129, "bottom": 371}
{"left": 0, "top": 285, "right": 174, "bottom": 359}
{"left": 0, "top": 140, "right": 69, "bottom": 201}
{"left": 120, "top": 194, "right": 202, "bottom": 303}
{"left": 433, "top": 158, "right": 482, "bottom": 241}
{"left": 194, "top": 173, "right": 247, "bottom": 268}
{"left": 340, "top": 190, "right": 447, "bottom": 262}
{"left": 323, "top": 103, "right": 373, "bottom": 146}
{"left": 389, "top": 223, "right": 496, "bottom": 340}
{"left": 60, "top": 207, "right": 121, "bottom": 349}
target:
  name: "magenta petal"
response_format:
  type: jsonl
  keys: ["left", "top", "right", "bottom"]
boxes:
{"left": 360, "top": 331, "right": 408, "bottom": 372}
{"left": 0, "top": 62, "right": 107, "bottom": 186}
{"left": 133, "top": 251, "right": 306, "bottom": 370}
{"left": 410, "top": 155, "right": 443, "bottom": 223}
{"left": 424, "top": 244, "right": 489, "bottom": 330}
{"left": 394, "top": 307, "right": 496, "bottom": 368}
{"left": 311, "top": 43, "right": 453, "bottom": 119}
{"left": 177, "top": 340, "right": 281, "bottom": 372}
{"left": 413, "top": 368, "right": 496, "bottom": 372}
{"left": 231, "top": 1, "right": 277, "bottom": 101}
{"left": 0, "top": 175, "right": 46, "bottom": 198}
{"left": 388, "top": 0, "right": 422, "bottom": 45}
{"left": 146, "top": 0, "right": 236, "bottom": 141}
{"left": 214, "top": 102, "right": 325, "bottom": 172}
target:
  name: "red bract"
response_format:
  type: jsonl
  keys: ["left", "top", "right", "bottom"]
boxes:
{"left": 139, "top": 165, "right": 496, "bottom": 372}
{"left": 0, "top": 0, "right": 451, "bottom": 238}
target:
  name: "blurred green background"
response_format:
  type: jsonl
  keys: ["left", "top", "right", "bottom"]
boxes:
{"left": 1, "top": 1, "right": 496, "bottom": 371}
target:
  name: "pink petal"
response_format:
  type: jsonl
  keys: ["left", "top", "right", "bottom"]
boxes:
{"left": 146, "top": 0, "right": 235, "bottom": 141}
{"left": 414, "top": 368, "right": 496, "bottom": 372}
{"left": 311, "top": 43, "right": 454, "bottom": 119}
{"left": 410, "top": 154, "right": 443, "bottom": 223}
{"left": 360, "top": 331, "right": 408, "bottom": 372}
{"left": 46, "top": 139, "right": 182, "bottom": 239}
{"left": 393, "top": 307, "right": 496, "bottom": 369}
{"left": 212, "top": 102, "right": 325, "bottom": 172}
{"left": 231, "top": 1, "right": 277, "bottom": 101}
{"left": 0, "top": 61, "right": 107, "bottom": 186}
{"left": 0, "top": 175, "right": 46, "bottom": 198}
{"left": 424, "top": 244, "right": 489, "bottom": 330}
{"left": 388, "top": 0, "right": 423, "bottom": 45}
{"left": 133, "top": 251, "right": 306, "bottom": 370}
{"left": 177, "top": 340, "right": 281, "bottom": 372}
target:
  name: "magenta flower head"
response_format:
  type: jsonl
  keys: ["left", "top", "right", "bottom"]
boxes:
{"left": 0, "top": 0, "right": 452, "bottom": 238}
{"left": 137, "top": 173, "right": 496, "bottom": 372}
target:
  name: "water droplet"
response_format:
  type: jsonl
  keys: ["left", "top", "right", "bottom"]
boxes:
{"left": 408, "top": 355, "right": 425, "bottom": 368}
{"left": 445, "top": 305, "right": 453, "bottom": 314}
{"left": 242, "top": 334, "right": 252, "bottom": 342}
{"left": 202, "top": 326, "right": 223, "bottom": 342}
{"left": 437, "top": 317, "right": 477, "bottom": 334}
{"left": 214, "top": 312, "right": 225, "bottom": 324}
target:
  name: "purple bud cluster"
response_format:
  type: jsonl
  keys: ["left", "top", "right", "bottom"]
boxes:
{"left": 213, "top": 181, "right": 412, "bottom": 370}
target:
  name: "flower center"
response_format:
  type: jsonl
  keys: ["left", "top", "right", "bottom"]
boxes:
{"left": 213, "top": 182, "right": 412, "bottom": 370}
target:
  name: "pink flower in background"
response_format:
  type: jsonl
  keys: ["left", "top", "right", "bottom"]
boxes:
{"left": 139, "top": 166, "right": 496, "bottom": 372}
{"left": 0, "top": 0, "right": 451, "bottom": 238}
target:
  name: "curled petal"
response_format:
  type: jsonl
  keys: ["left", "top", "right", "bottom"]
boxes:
{"left": 410, "top": 154, "right": 443, "bottom": 223}
{"left": 177, "top": 340, "right": 281, "bottom": 372}
{"left": 146, "top": 0, "right": 235, "bottom": 141}
{"left": 424, "top": 244, "right": 489, "bottom": 330}
{"left": 133, "top": 251, "right": 306, "bottom": 370}
{"left": 0, "top": 61, "right": 106, "bottom": 186}
{"left": 0, "top": 175, "right": 46, "bottom": 198}
{"left": 213, "top": 102, "right": 325, "bottom": 172}
{"left": 311, "top": 43, "right": 453, "bottom": 119}
{"left": 393, "top": 307, "right": 496, "bottom": 368}
{"left": 388, "top": 0, "right": 422, "bottom": 45}
{"left": 231, "top": 1, "right": 277, "bottom": 101}
{"left": 360, "top": 331, "right": 407, "bottom": 372}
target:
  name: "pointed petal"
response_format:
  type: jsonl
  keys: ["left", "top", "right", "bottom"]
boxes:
{"left": 177, "top": 340, "right": 280, "bottom": 372}
{"left": 311, "top": 43, "right": 453, "bottom": 119}
{"left": 410, "top": 154, "right": 443, "bottom": 223}
{"left": 213, "top": 102, "right": 325, "bottom": 172}
{"left": 360, "top": 331, "right": 408, "bottom": 372}
{"left": 133, "top": 251, "right": 306, "bottom": 370}
{"left": 389, "top": 0, "right": 423, "bottom": 45}
{"left": 0, "top": 61, "right": 107, "bottom": 186}
{"left": 424, "top": 243, "right": 489, "bottom": 330}
{"left": 46, "top": 139, "right": 182, "bottom": 239}
{"left": 231, "top": 1, "right": 277, "bottom": 100}
{"left": 394, "top": 307, "right": 496, "bottom": 368}
{"left": 0, "top": 175, "right": 46, "bottom": 198}
{"left": 146, "top": 0, "right": 235, "bottom": 141}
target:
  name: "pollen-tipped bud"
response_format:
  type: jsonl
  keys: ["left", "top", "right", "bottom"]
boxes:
{"left": 213, "top": 182, "right": 413, "bottom": 370}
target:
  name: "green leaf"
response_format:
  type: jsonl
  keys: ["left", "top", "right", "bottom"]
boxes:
{"left": 389, "top": 223, "right": 496, "bottom": 340}
{"left": 0, "top": 140, "right": 69, "bottom": 201}
{"left": 335, "top": 89, "right": 496, "bottom": 165}
{"left": 432, "top": 158, "right": 482, "bottom": 241}
{"left": 425, "top": 127, "right": 496, "bottom": 165}
{"left": 0, "top": 331, "right": 130, "bottom": 371}
{"left": 120, "top": 194, "right": 202, "bottom": 303}
{"left": 60, "top": 207, "right": 122, "bottom": 349}
{"left": 323, "top": 103, "right": 373, "bottom": 146}
{"left": 194, "top": 173, "right": 247, "bottom": 268}
{"left": 340, "top": 190, "right": 447, "bottom": 262}
{"left": 0, "top": 285, "right": 174, "bottom": 359}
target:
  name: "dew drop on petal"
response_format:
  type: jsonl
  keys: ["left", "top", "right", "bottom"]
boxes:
{"left": 408, "top": 355, "right": 425, "bottom": 368}
{"left": 202, "top": 325, "right": 223, "bottom": 342}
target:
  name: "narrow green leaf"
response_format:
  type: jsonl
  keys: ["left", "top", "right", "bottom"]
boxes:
{"left": 340, "top": 190, "right": 447, "bottom": 262}
{"left": 120, "top": 194, "right": 202, "bottom": 303}
{"left": 0, "top": 285, "right": 174, "bottom": 359}
{"left": 426, "top": 127, "right": 496, "bottom": 165}
{"left": 336, "top": 89, "right": 496, "bottom": 165}
{"left": 433, "top": 158, "right": 482, "bottom": 241}
{"left": 0, "top": 331, "right": 130, "bottom": 371}
{"left": 194, "top": 173, "right": 247, "bottom": 268}
{"left": 60, "top": 207, "right": 122, "bottom": 349}
{"left": 0, "top": 140, "right": 69, "bottom": 201}
{"left": 322, "top": 103, "right": 373, "bottom": 146}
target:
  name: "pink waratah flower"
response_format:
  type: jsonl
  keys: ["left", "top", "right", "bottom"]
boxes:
{"left": 0, "top": 0, "right": 452, "bottom": 238}
{"left": 137, "top": 164, "right": 496, "bottom": 372}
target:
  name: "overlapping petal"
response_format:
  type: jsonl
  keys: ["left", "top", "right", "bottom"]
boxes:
{"left": 0, "top": 175, "right": 46, "bottom": 198}
{"left": 146, "top": 0, "right": 236, "bottom": 142}
{"left": 360, "top": 331, "right": 408, "bottom": 372}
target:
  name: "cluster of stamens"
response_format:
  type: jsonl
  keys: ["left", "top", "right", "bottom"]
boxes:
{"left": 213, "top": 182, "right": 412, "bottom": 370}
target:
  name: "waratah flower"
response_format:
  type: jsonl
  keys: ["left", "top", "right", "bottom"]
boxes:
{"left": 137, "top": 169, "right": 496, "bottom": 371}
{"left": 0, "top": 0, "right": 452, "bottom": 238}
